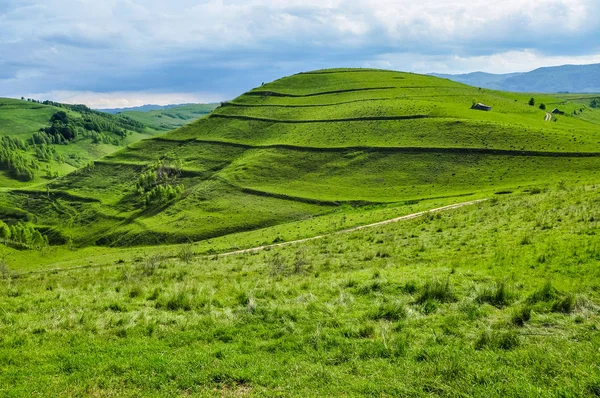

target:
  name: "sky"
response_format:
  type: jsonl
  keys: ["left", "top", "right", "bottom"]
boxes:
{"left": 1, "top": 0, "right": 600, "bottom": 108}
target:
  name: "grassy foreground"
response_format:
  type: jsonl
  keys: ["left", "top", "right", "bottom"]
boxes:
{"left": 1, "top": 185, "right": 599, "bottom": 397}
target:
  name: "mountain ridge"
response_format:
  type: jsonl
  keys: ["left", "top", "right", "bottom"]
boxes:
{"left": 431, "top": 63, "right": 600, "bottom": 93}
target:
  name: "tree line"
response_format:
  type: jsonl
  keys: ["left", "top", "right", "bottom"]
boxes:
{"left": 0, "top": 137, "right": 39, "bottom": 181}
{"left": 0, "top": 220, "right": 49, "bottom": 250}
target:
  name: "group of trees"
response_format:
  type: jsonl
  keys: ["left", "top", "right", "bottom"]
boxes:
{"left": 0, "top": 220, "right": 48, "bottom": 250}
{"left": 591, "top": 99, "right": 599, "bottom": 108}
{"left": 35, "top": 109, "right": 143, "bottom": 146}
{"left": 35, "top": 144, "right": 59, "bottom": 162}
{"left": 29, "top": 98, "right": 147, "bottom": 148}
{"left": 0, "top": 137, "right": 39, "bottom": 181}
{"left": 136, "top": 161, "right": 184, "bottom": 206}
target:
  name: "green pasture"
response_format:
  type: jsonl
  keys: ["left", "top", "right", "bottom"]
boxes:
{"left": 1, "top": 186, "right": 599, "bottom": 396}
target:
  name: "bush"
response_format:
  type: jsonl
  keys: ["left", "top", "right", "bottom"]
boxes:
{"left": 551, "top": 294, "right": 575, "bottom": 314}
{"left": 528, "top": 281, "right": 559, "bottom": 304}
{"left": 157, "top": 291, "right": 193, "bottom": 311}
{"left": 529, "top": 98, "right": 535, "bottom": 106}
{"left": 539, "top": 103, "right": 546, "bottom": 110}
{"left": 416, "top": 278, "right": 455, "bottom": 304}
{"left": 177, "top": 244, "right": 194, "bottom": 264}
{"left": 475, "top": 329, "right": 520, "bottom": 350}
{"left": 511, "top": 306, "right": 532, "bottom": 326}
{"left": 369, "top": 301, "right": 408, "bottom": 321}
{"left": 476, "top": 281, "right": 515, "bottom": 308}
{"left": 0, "top": 260, "right": 11, "bottom": 279}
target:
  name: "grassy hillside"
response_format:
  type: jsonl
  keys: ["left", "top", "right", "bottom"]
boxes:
{"left": 1, "top": 186, "right": 599, "bottom": 396}
{"left": 0, "top": 69, "right": 599, "bottom": 248}
{"left": 0, "top": 98, "right": 159, "bottom": 187}
{"left": 119, "top": 103, "right": 219, "bottom": 132}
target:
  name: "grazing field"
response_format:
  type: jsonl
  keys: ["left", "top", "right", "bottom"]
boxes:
{"left": 0, "top": 98, "right": 160, "bottom": 186}
{"left": 1, "top": 69, "right": 599, "bottom": 248}
{"left": 119, "top": 103, "right": 219, "bottom": 132}
{"left": 1, "top": 186, "right": 599, "bottom": 396}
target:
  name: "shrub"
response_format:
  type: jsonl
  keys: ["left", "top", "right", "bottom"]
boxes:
{"left": 369, "top": 301, "right": 408, "bottom": 321}
{"left": 551, "top": 294, "right": 575, "bottom": 314}
{"left": 539, "top": 103, "right": 546, "bottom": 110}
{"left": 139, "top": 254, "right": 164, "bottom": 276}
{"left": 416, "top": 278, "right": 455, "bottom": 304}
{"left": 475, "top": 329, "right": 520, "bottom": 350}
{"left": 528, "top": 281, "right": 559, "bottom": 304}
{"left": 403, "top": 280, "right": 418, "bottom": 294}
{"left": 476, "top": 281, "right": 515, "bottom": 308}
{"left": 0, "top": 260, "right": 10, "bottom": 279}
{"left": 157, "top": 291, "right": 193, "bottom": 311}
{"left": 177, "top": 244, "right": 194, "bottom": 264}
{"left": 511, "top": 306, "right": 532, "bottom": 326}
{"left": 528, "top": 97, "right": 535, "bottom": 106}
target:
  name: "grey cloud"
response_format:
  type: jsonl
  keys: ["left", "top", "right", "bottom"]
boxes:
{"left": 1, "top": 0, "right": 599, "bottom": 103}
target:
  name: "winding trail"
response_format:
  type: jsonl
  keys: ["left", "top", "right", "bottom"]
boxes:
{"left": 545, "top": 113, "right": 552, "bottom": 121}
{"left": 218, "top": 199, "right": 487, "bottom": 257}
{"left": 15, "top": 198, "right": 487, "bottom": 276}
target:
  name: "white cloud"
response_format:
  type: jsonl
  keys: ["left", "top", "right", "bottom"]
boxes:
{"left": 26, "top": 90, "right": 225, "bottom": 109}
{"left": 366, "top": 50, "right": 600, "bottom": 74}
{"left": 1, "top": 0, "right": 600, "bottom": 97}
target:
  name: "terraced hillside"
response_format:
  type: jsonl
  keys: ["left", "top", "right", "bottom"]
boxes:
{"left": 1, "top": 69, "right": 599, "bottom": 247}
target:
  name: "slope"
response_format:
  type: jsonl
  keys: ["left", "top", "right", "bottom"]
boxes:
{"left": 117, "top": 103, "right": 219, "bottom": 131}
{"left": 1, "top": 186, "right": 599, "bottom": 396}
{"left": 0, "top": 98, "right": 158, "bottom": 187}
{"left": 1, "top": 69, "right": 599, "bottom": 248}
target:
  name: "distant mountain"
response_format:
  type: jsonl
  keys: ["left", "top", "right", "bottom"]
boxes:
{"left": 431, "top": 63, "right": 600, "bottom": 93}
{"left": 98, "top": 104, "right": 189, "bottom": 114}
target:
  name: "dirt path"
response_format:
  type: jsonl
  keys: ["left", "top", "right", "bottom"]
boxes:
{"left": 545, "top": 113, "right": 552, "bottom": 121}
{"left": 217, "top": 199, "right": 487, "bottom": 257}
{"left": 15, "top": 199, "right": 487, "bottom": 276}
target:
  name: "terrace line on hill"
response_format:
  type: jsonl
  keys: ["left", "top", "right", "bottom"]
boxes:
{"left": 209, "top": 113, "right": 431, "bottom": 123}
{"left": 151, "top": 137, "right": 600, "bottom": 158}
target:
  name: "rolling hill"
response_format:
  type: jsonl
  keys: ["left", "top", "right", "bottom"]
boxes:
{"left": 116, "top": 103, "right": 219, "bottom": 132}
{"left": 0, "top": 69, "right": 599, "bottom": 249}
{"left": 2, "top": 68, "right": 600, "bottom": 396}
{"left": 0, "top": 98, "right": 160, "bottom": 188}
{"left": 432, "top": 63, "right": 600, "bottom": 93}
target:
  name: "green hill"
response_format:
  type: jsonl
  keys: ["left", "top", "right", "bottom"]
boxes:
{"left": 1, "top": 69, "right": 599, "bottom": 248}
{"left": 117, "top": 103, "right": 219, "bottom": 131}
{"left": 0, "top": 98, "right": 161, "bottom": 187}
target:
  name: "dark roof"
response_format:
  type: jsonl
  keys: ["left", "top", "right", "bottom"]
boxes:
{"left": 473, "top": 103, "right": 492, "bottom": 111}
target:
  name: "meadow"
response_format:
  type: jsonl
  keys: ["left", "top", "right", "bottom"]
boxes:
{"left": 1, "top": 186, "right": 599, "bottom": 396}
{"left": 0, "top": 98, "right": 161, "bottom": 186}
{"left": 2, "top": 69, "right": 599, "bottom": 247}
{"left": 1, "top": 69, "right": 600, "bottom": 397}
{"left": 120, "top": 103, "right": 219, "bottom": 132}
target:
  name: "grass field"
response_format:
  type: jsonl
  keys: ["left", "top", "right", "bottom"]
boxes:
{"left": 120, "top": 104, "right": 219, "bottom": 132}
{"left": 0, "top": 98, "right": 165, "bottom": 186}
{"left": 1, "top": 68, "right": 600, "bottom": 397}
{"left": 1, "top": 186, "right": 599, "bottom": 396}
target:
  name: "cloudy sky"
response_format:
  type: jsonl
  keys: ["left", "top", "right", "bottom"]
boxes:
{"left": 1, "top": 0, "right": 599, "bottom": 108}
